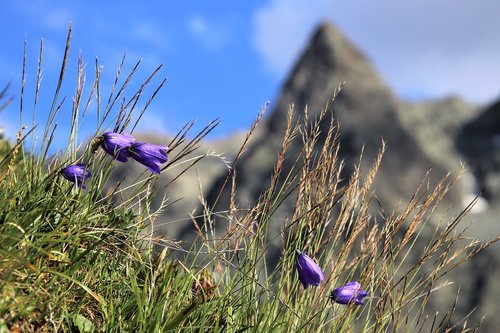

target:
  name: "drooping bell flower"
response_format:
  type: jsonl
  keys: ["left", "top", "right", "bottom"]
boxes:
{"left": 129, "top": 142, "right": 169, "bottom": 174}
{"left": 100, "top": 132, "right": 136, "bottom": 162}
{"left": 329, "top": 281, "right": 368, "bottom": 305}
{"left": 296, "top": 252, "right": 324, "bottom": 288}
{"left": 61, "top": 164, "right": 92, "bottom": 190}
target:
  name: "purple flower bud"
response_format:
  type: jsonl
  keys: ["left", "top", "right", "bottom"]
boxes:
{"left": 296, "top": 252, "right": 324, "bottom": 288}
{"left": 61, "top": 164, "right": 91, "bottom": 190}
{"left": 100, "top": 132, "right": 136, "bottom": 162}
{"left": 129, "top": 142, "right": 169, "bottom": 174}
{"left": 329, "top": 281, "right": 368, "bottom": 305}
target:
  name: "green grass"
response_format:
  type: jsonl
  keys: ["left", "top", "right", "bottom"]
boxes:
{"left": 1, "top": 27, "right": 498, "bottom": 332}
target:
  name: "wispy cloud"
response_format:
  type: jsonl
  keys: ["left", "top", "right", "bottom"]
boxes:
{"left": 13, "top": 1, "right": 72, "bottom": 31}
{"left": 253, "top": 0, "right": 319, "bottom": 76}
{"left": 253, "top": 0, "right": 500, "bottom": 102}
{"left": 0, "top": 114, "right": 20, "bottom": 142}
{"left": 43, "top": 7, "right": 72, "bottom": 30}
{"left": 128, "top": 21, "right": 171, "bottom": 52}
{"left": 187, "top": 15, "right": 230, "bottom": 50}
{"left": 135, "top": 107, "right": 174, "bottom": 135}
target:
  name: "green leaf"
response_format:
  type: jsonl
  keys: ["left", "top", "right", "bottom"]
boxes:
{"left": 72, "top": 314, "right": 95, "bottom": 333}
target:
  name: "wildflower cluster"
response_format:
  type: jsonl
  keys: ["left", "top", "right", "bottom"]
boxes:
{"left": 296, "top": 252, "right": 368, "bottom": 306}
{"left": 100, "top": 131, "right": 169, "bottom": 174}
{"left": 60, "top": 132, "right": 169, "bottom": 189}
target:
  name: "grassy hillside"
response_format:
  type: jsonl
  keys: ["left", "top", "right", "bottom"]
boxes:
{"left": 1, "top": 28, "right": 498, "bottom": 332}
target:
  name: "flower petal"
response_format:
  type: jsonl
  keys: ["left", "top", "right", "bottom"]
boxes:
{"left": 101, "top": 132, "right": 136, "bottom": 162}
{"left": 329, "top": 281, "right": 367, "bottom": 306}
{"left": 61, "top": 164, "right": 91, "bottom": 189}
{"left": 130, "top": 142, "right": 169, "bottom": 174}
{"left": 296, "top": 253, "right": 324, "bottom": 288}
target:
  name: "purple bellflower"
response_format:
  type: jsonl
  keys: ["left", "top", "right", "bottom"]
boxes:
{"left": 100, "top": 132, "right": 136, "bottom": 162}
{"left": 61, "top": 164, "right": 92, "bottom": 190}
{"left": 329, "top": 281, "right": 368, "bottom": 305}
{"left": 296, "top": 252, "right": 324, "bottom": 288}
{"left": 129, "top": 142, "right": 169, "bottom": 174}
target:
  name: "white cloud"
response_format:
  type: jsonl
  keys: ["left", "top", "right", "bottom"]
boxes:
{"left": 187, "top": 15, "right": 229, "bottom": 50}
{"left": 44, "top": 7, "right": 72, "bottom": 30}
{"left": 13, "top": 2, "right": 72, "bottom": 31}
{"left": 188, "top": 16, "right": 207, "bottom": 36}
{"left": 253, "top": 0, "right": 320, "bottom": 75}
{"left": 253, "top": 0, "right": 500, "bottom": 103}
{"left": 134, "top": 108, "right": 172, "bottom": 135}
{"left": 128, "top": 22, "right": 171, "bottom": 52}
{"left": 0, "top": 113, "right": 20, "bottom": 143}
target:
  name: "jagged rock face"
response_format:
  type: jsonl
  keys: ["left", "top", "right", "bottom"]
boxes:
{"left": 457, "top": 100, "right": 500, "bottom": 201}
{"left": 399, "top": 97, "right": 479, "bottom": 172}
{"left": 198, "top": 22, "right": 458, "bottom": 224}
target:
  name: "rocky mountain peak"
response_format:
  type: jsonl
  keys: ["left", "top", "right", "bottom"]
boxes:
{"left": 172, "top": 20, "right": 469, "bottom": 256}
{"left": 267, "top": 21, "right": 393, "bottom": 134}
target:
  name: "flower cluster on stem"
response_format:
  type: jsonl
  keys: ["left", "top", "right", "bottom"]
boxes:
{"left": 60, "top": 131, "right": 169, "bottom": 189}
{"left": 296, "top": 250, "right": 368, "bottom": 306}
{"left": 100, "top": 132, "right": 169, "bottom": 174}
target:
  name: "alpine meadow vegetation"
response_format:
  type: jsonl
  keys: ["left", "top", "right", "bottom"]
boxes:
{"left": 1, "top": 26, "right": 499, "bottom": 332}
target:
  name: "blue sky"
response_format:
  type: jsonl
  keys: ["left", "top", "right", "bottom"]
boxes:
{"left": 1, "top": 1, "right": 499, "bottom": 146}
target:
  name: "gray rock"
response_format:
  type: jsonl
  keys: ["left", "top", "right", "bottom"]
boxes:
{"left": 457, "top": 99, "right": 500, "bottom": 202}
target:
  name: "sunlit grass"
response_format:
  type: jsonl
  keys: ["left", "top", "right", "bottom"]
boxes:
{"left": 0, "top": 26, "right": 498, "bottom": 332}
